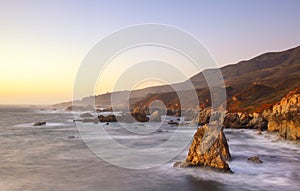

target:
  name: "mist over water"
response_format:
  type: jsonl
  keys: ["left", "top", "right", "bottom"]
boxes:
{"left": 0, "top": 106, "right": 299, "bottom": 191}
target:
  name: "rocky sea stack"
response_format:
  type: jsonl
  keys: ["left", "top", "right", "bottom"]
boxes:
{"left": 174, "top": 124, "right": 232, "bottom": 172}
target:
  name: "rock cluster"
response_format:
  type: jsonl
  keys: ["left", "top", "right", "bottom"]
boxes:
{"left": 175, "top": 124, "right": 231, "bottom": 172}
{"left": 97, "top": 112, "right": 149, "bottom": 123}
{"left": 223, "top": 112, "right": 268, "bottom": 130}
{"left": 192, "top": 108, "right": 268, "bottom": 130}
{"left": 266, "top": 88, "right": 300, "bottom": 140}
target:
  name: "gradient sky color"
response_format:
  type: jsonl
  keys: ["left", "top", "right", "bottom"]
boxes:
{"left": 1, "top": 0, "right": 300, "bottom": 104}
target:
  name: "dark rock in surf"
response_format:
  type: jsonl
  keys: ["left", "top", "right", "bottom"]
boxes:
{"left": 33, "top": 122, "right": 46, "bottom": 126}
{"left": 247, "top": 156, "right": 263, "bottom": 163}
{"left": 98, "top": 115, "right": 117, "bottom": 122}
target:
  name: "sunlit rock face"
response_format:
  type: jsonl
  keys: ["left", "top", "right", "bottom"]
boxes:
{"left": 267, "top": 88, "right": 300, "bottom": 140}
{"left": 175, "top": 124, "right": 231, "bottom": 172}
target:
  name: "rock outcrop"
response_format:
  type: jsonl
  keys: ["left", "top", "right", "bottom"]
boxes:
{"left": 98, "top": 112, "right": 149, "bottom": 123}
{"left": 223, "top": 112, "right": 251, "bottom": 129}
{"left": 266, "top": 88, "right": 300, "bottom": 140}
{"left": 175, "top": 124, "right": 231, "bottom": 172}
{"left": 223, "top": 112, "right": 268, "bottom": 130}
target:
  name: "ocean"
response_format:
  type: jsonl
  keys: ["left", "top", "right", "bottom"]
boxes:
{"left": 0, "top": 106, "right": 299, "bottom": 191}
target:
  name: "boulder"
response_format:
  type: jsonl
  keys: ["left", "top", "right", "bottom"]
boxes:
{"left": 168, "top": 120, "right": 179, "bottom": 125}
{"left": 98, "top": 115, "right": 117, "bottom": 122}
{"left": 247, "top": 156, "right": 263, "bottom": 163}
{"left": 131, "top": 111, "right": 149, "bottom": 122}
{"left": 33, "top": 122, "right": 46, "bottom": 126}
{"left": 223, "top": 112, "right": 252, "bottom": 129}
{"left": 246, "top": 113, "right": 268, "bottom": 130}
{"left": 176, "top": 124, "right": 231, "bottom": 171}
{"left": 149, "top": 111, "right": 161, "bottom": 122}
{"left": 68, "top": 135, "right": 76, "bottom": 139}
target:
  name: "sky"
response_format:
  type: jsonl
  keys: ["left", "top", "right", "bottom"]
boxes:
{"left": 0, "top": 0, "right": 300, "bottom": 104}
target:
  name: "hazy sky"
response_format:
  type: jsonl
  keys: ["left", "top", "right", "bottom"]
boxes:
{"left": 1, "top": 0, "right": 300, "bottom": 104}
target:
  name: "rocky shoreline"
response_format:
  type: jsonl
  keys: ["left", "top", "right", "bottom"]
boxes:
{"left": 50, "top": 88, "right": 300, "bottom": 172}
{"left": 189, "top": 88, "right": 300, "bottom": 141}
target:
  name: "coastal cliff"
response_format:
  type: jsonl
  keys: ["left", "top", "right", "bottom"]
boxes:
{"left": 265, "top": 88, "right": 300, "bottom": 140}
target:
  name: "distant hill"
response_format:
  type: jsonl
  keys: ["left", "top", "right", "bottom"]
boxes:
{"left": 54, "top": 46, "right": 300, "bottom": 113}
{"left": 133, "top": 45, "right": 300, "bottom": 112}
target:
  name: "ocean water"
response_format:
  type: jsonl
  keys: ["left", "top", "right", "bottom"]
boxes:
{"left": 0, "top": 106, "right": 299, "bottom": 191}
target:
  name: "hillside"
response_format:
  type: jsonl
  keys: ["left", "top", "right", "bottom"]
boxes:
{"left": 132, "top": 46, "right": 300, "bottom": 112}
{"left": 54, "top": 46, "right": 300, "bottom": 113}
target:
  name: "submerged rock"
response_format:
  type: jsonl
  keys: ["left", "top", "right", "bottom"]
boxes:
{"left": 256, "top": 130, "right": 263, "bottom": 135}
{"left": 33, "top": 122, "right": 46, "bottom": 126}
{"left": 168, "top": 120, "right": 179, "bottom": 125}
{"left": 247, "top": 156, "right": 263, "bottom": 163}
{"left": 176, "top": 124, "right": 231, "bottom": 172}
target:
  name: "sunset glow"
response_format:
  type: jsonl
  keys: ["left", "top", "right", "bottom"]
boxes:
{"left": 1, "top": 0, "right": 300, "bottom": 104}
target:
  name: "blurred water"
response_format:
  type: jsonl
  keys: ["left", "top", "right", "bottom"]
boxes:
{"left": 0, "top": 106, "right": 299, "bottom": 191}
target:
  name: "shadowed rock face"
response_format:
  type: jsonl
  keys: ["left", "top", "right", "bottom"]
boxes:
{"left": 98, "top": 115, "right": 117, "bottom": 122}
{"left": 223, "top": 112, "right": 268, "bottom": 130}
{"left": 175, "top": 124, "right": 231, "bottom": 172}
{"left": 192, "top": 108, "right": 268, "bottom": 131}
{"left": 267, "top": 88, "right": 300, "bottom": 140}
